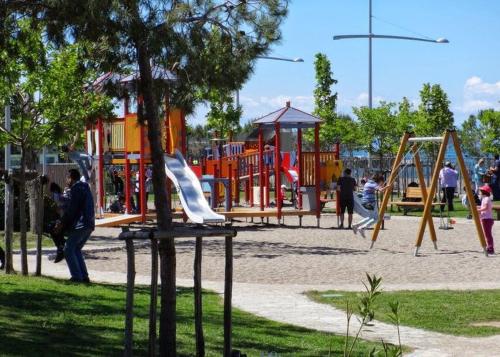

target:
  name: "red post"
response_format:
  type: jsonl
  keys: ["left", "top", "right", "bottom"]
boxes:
{"left": 97, "top": 119, "right": 105, "bottom": 216}
{"left": 214, "top": 164, "right": 219, "bottom": 209}
{"left": 125, "top": 158, "right": 131, "bottom": 213}
{"left": 249, "top": 163, "right": 254, "bottom": 207}
{"left": 228, "top": 163, "right": 233, "bottom": 211}
{"left": 314, "top": 123, "right": 321, "bottom": 225}
{"left": 165, "top": 99, "right": 172, "bottom": 212}
{"left": 139, "top": 124, "right": 146, "bottom": 223}
{"left": 265, "top": 164, "right": 270, "bottom": 208}
{"left": 234, "top": 166, "right": 239, "bottom": 206}
{"left": 181, "top": 110, "right": 187, "bottom": 156}
{"left": 297, "top": 128, "right": 303, "bottom": 210}
{"left": 258, "top": 125, "right": 264, "bottom": 211}
{"left": 275, "top": 123, "right": 282, "bottom": 220}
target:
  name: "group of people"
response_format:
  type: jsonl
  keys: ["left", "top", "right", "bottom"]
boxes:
{"left": 40, "top": 169, "right": 95, "bottom": 282}
{"left": 108, "top": 167, "right": 153, "bottom": 214}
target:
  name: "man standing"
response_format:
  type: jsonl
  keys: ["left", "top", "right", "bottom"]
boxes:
{"left": 491, "top": 154, "right": 500, "bottom": 201}
{"left": 57, "top": 169, "right": 95, "bottom": 283}
{"left": 336, "top": 168, "right": 357, "bottom": 229}
{"left": 439, "top": 162, "right": 458, "bottom": 211}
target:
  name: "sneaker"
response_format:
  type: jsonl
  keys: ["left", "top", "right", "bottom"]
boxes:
{"left": 352, "top": 226, "right": 358, "bottom": 235}
{"left": 359, "top": 228, "right": 366, "bottom": 239}
{"left": 68, "top": 277, "right": 81, "bottom": 283}
{"left": 339, "top": 224, "right": 344, "bottom": 229}
{"left": 54, "top": 250, "right": 65, "bottom": 264}
{"left": 486, "top": 249, "right": 495, "bottom": 255}
{"left": 82, "top": 277, "right": 91, "bottom": 284}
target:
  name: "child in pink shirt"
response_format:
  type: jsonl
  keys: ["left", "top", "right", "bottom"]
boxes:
{"left": 477, "top": 185, "right": 495, "bottom": 254}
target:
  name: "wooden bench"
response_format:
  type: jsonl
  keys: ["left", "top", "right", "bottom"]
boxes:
{"left": 392, "top": 186, "right": 440, "bottom": 215}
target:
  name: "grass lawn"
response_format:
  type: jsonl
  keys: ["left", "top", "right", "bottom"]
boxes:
{"left": 308, "top": 289, "right": 500, "bottom": 337}
{"left": 0, "top": 275, "right": 383, "bottom": 356}
{"left": 0, "top": 231, "right": 53, "bottom": 250}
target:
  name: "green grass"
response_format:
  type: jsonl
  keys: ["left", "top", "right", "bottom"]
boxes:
{"left": 308, "top": 289, "right": 500, "bottom": 337}
{"left": 0, "top": 231, "right": 53, "bottom": 250}
{"left": 0, "top": 275, "right": 383, "bottom": 356}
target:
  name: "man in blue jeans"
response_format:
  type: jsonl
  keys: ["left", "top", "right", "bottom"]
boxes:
{"left": 56, "top": 169, "right": 95, "bottom": 283}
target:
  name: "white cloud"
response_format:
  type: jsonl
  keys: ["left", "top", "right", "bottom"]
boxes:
{"left": 458, "top": 76, "right": 500, "bottom": 113}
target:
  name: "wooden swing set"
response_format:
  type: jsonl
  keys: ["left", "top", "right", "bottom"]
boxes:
{"left": 370, "top": 130, "right": 488, "bottom": 256}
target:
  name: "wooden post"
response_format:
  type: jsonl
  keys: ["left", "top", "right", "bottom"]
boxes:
{"left": 371, "top": 132, "right": 411, "bottom": 247}
{"left": 249, "top": 163, "right": 254, "bottom": 207}
{"left": 314, "top": 123, "right": 320, "bottom": 227}
{"left": 125, "top": 158, "right": 131, "bottom": 213}
{"left": 4, "top": 173, "right": 14, "bottom": 273}
{"left": 450, "top": 130, "right": 488, "bottom": 253}
{"left": 415, "top": 132, "right": 449, "bottom": 255}
{"left": 413, "top": 145, "right": 438, "bottom": 248}
{"left": 223, "top": 224, "right": 233, "bottom": 357}
{"left": 213, "top": 164, "right": 219, "bottom": 209}
{"left": 275, "top": 123, "right": 282, "bottom": 221}
{"left": 149, "top": 238, "right": 159, "bottom": 357}
{"left": 258, "top": 125, "right": 265, "bottom": 211}
{"left": 35, "top": 177, "right": 44, "bottom": 276}
{"left": 297, "top": 128, "right": 303, "bottom": 209}
{"left": 234, "top": 166, "right": 239, "bottom": 206}
{"left": 124, "top": 239, "right": 136, "bottom": 357}
{"left": 98, "top": 118, "right": 105, "bottom": 216}
{"left": 194, "top": 236, "right": 205, "bottom": 356}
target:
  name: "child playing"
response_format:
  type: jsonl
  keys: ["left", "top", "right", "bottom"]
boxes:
{"left": 477, "top": 185, "right": 495, "bottom": 254}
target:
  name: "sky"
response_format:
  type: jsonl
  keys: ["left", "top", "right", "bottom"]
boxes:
{"left": 188, "top": 0, "right": 500, "bottom": 127}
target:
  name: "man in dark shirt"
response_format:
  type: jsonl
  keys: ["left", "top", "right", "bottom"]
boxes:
{"left": 55, "top": 169, "right": 95, "bottom": 283}
{"left": 337, "top": 168, "right": 357, "bottom": 229}
{"left": 491, "top": 154, "right": 500, "bottom": 200}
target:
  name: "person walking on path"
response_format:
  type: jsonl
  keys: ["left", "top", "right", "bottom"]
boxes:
{"left": 473, "top": 158, "right": 487, "bottom": 194}
{"left": 336, "top": 168, "right": 357, "bottom": 229}
{"left": 477, "top": 185, "right": 495, "bottom": 254}
{"left": 439, "top": 162, "right": 458, "bottom": 212}
{"left": 55, "top": 169, "right": 95, "bottom": 283}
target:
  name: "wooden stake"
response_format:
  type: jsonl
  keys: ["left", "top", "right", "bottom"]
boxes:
{"left": 124, "top": 239, "right": 136, "bottom": 357}
{"left": 148, "top": 238, "right": 158, "bottom": 356}
{"left": 223, "top": 225, "right": 233, "bottom": 357}
{"left": 194, "top": 236, "right": 205, "bottom": 356}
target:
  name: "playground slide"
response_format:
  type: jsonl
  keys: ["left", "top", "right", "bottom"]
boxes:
{"left": 164, "top": 150, "right": 225, "bottom": 224}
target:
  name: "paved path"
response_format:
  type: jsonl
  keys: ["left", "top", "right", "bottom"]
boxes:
{"left": 12, "top": 248, "right": 500, "bottom": 357}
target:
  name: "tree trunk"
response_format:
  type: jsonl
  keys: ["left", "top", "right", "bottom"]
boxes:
{"left": 27, "top": 178, "right": 40, "bottom": 234}
{"left": 4, "top": 174, "right": 15, "bottom": 273}
{"left": 19, "top": 146, "right": 28, "bottom": 275}
{"left": 36, "top": 177, "right": 44, "bottom": 276}
{"left": 136, "top": 40, "right": 176, "bottom": 356}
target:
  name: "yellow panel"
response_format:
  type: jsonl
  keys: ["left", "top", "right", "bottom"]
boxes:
{"left": 111, "top": 122, "right": 125, "bottom": 151}
{"left": 125, "top": 115, "right": 141, "bottom": 152}
{"left": 169, "top": 109, "right": 183, "bottom": 154}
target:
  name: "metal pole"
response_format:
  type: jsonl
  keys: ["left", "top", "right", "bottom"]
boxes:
{"left": 368, "top": 0, "right": 373, "bottom": 109}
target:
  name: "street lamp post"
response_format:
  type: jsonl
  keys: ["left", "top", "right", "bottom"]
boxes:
{"left": 236, "top": 56, "right": 304, "bottom": 108}
{"left": 333, "top": 0, "right": 448, "bottom": 109}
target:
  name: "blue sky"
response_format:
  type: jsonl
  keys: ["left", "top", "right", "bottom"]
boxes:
{"left": 189, "top": 0, "right": 500, "bottom": 127}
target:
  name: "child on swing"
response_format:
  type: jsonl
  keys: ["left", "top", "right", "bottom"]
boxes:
{"left": 352, "top": 173, "right": 388, "bottom": 238}
{"left": 477, "top": 185, "right": 495, "bottom": 254}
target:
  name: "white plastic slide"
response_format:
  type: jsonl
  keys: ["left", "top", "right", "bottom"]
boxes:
{"left": 165, "top": 150, "right": 225, "bottom": 224}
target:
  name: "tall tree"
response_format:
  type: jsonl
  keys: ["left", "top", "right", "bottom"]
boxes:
{"left": 0, "top": 18, "right": 113, "bottom": 275}
{"left": 459, "top": 114, "right": 482, "bottom": 157}
{"left": 477, "top": 109, "right": 500, "bottom": 155}
{"left": 353, "top": 102, "right": 400, "bottom": 170}
{"left": 416, "top": 83, "right": 454, "bottom": 160}
{"left": 204, "top": 88, "right": 242, "bottom": 140}
{"left": 28, "top": 1, "right": 289, "bottom": 354}
{"left": 306, "top": 53, "right": 338, "bottom": 148}
{"left": 334, "top": 113, "right": 362, "bottom": 157}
